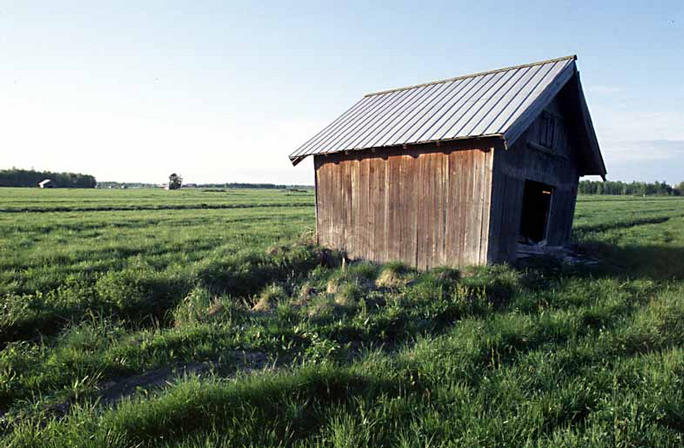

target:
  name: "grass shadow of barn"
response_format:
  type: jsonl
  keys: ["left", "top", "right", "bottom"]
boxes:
{"left": 571, "top": 241, "right": 684, "bottom": 281}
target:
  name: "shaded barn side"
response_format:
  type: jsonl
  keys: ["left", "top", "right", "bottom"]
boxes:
{"left": 487, "top": 81, "right": 593, "bottom": 263}
{"left": 315, "top": 143, "right": 494, "bottom": 269}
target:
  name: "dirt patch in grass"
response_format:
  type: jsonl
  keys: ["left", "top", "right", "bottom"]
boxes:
{"left": 98, "top": 362, "right": 211, "bottom": 407}
{"left": 98, "top": 350, "right": 272, "bottom": 407}
{"left": 44, "top": 350, "right": 273, "bottom": 419}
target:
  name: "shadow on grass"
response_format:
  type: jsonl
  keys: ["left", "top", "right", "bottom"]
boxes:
{"left": 573, "top": 216, "right": 672, "bottom": 235}
{"left": 574, "top": 241, "right": 684, "bottom": 281}
{"left": 0, "top": 245, "right": 328, "bottom": 345}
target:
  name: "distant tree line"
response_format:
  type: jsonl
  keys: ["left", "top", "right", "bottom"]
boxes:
{"left": 196, "top": 182, "right": 313, "bottom": 190}
{"left": 0, "top": 168, "right": 96, "bottom": 188}
{"left": 579, "top": 180, "right": 684, "bottom": 196}
{"left": 96, "top": 181, "right": 314, "bottom": 190}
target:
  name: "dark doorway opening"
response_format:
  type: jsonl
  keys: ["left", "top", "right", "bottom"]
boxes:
{"left": 519, "top": 180, "right": 553, "bottom": 244}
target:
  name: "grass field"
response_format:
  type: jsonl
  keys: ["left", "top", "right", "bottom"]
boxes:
{"left": 1, "top": 187, "right": 683, "bottom": 447}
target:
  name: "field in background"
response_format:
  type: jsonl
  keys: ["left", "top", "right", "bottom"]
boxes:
{"left": 0, "top": 186, "right": 313, "bottom": 211}
{"left": 1, "top": 188, "right": 683, "bottom": 447}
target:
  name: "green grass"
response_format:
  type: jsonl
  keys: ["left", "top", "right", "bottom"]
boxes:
{"left": 1, "top": 188, "right": 683, "bottom": 447}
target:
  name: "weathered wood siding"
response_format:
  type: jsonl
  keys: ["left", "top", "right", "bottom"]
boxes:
{"left": 488, "top": 97, "right": 580, "bottom": 263}
{"left": 314, "top": 94, "right": 584, "bottom": 268}
{"left": 314, "top": 144, "right": 494, "bottom": 269}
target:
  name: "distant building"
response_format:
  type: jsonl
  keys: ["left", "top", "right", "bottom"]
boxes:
{"left": 38, "top": 179, "right": 54, "bottom": 189}
{"left": 290, "top": 56, "right": 606, "bottom": 269}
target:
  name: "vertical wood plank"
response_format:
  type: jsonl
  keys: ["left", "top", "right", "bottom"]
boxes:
{"left": 462, "top": 150, "right": 473, "bottom": 266}
{"left": 399, "top": 155, "right": 411, "bottom": 265}
{"left": 367, "top": 157, "right": 376, "bottom": 261}
{"left": 424, "top": 153, "right": 435, "bottom": 269}
{"left": 447, "top": 150, "right": 461, "bottom": 266}
{"left": 346, "top": 160, "right": 355, "bottom": 254}
{"left": 350, "top": 158, "right": 360, "bottom": 258}
{"left": 419, "top": 154, "right": 429, "bottom": 269}
{"left": 432, "top": 153, "right": 442, "bottom": 267}
{"left": 441, "top": 151, "right": 449, "bottom": 266}
{"left": 468, "top": 150, "right": 480, "bottom": 265}
{"left": 314, "top": 146, "right": 499, "bottom": 269}
{"left": 429, "top": 153, "right": 437, "bottom": 269}
{"left": 479, "top": 149, "right": 493, "bottom": 264}
{"left": 374, "top": 156, "right": 387, "bottom": 263}
{"left": 389, "top": 154, "right": 400, "bottom": 262}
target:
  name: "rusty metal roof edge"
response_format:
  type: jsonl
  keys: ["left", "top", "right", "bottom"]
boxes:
{"left": 364, "top": 55, "right": 577, "bottom": 98}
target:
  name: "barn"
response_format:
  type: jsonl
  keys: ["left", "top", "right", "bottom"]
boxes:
{"left": 289, "top": 55, "right": 606, "bottom": 269}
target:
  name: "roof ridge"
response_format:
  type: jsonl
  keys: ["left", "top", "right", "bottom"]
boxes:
{"left": 364, "top": 55, "right": 577, "bottom": 97}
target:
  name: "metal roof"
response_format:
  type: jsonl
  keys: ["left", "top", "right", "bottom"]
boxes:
{"left": 290, "top": 55, "right": 582, "bottom": 165}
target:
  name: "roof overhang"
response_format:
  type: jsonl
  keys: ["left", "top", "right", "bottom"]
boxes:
{"left": 290, "top": 134, "right": 505, "bottom": 166}
{"left": 501, "top": 61, "right": 606, "bottom": 178}
{"left": 289, "top": 55, "right": 606, "bottom": 178}
{"left": 290, "top": 155, "right": 306, "bottom": 166}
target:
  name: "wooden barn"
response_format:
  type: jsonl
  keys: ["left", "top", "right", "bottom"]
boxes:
{"left": 289, "top": 55, "right": 606, "bottom": 269}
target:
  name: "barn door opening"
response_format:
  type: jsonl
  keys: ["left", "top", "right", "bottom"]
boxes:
{"left": 519, "top": 180, "right": 553, "bottom": 244}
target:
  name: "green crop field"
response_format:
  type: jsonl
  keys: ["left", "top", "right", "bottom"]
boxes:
{"left": 1, "top": 187, "right": 683, "bottom": 447}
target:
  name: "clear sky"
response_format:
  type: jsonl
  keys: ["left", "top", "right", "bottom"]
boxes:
{"left": 1, "top": 1, "right": 682, "bottom": 185}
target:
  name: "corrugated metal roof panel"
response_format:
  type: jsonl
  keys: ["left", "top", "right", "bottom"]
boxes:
{"left": 290, "top": 56, "right": 578, "bottom": 163}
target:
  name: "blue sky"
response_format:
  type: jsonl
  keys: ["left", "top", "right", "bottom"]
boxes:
{"left": 1, "top": 1, "right": 682, "bottom": 184}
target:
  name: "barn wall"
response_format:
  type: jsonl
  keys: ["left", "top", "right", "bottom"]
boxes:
{"left": 314, "top": 144, "right": 494, "bottom": 269}
{"left": 488, "top": 97, "right": 580, "bottom": 263}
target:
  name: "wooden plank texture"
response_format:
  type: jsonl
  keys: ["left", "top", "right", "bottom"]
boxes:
{"left": 315, "top": 145, "right": 494, "bottom": 269}
{"left": 486, "top": 95, "right": 581, "bottom": 261}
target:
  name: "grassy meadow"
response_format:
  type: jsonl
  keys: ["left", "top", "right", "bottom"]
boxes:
{"left": 1, "top": 187, "right": 683, "bottom": 447}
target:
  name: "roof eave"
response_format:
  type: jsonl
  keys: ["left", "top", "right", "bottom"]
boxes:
{"left": 288, "top": 134, "right": 506, "bottom": 165}
{"left": 290, "top": 155, "right": 306, "bottom": 166}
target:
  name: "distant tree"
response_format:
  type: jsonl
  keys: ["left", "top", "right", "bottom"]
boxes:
{"left": 168, "top": 173, "right": 183, "bottom": 190}
{"left": 675, "top": 181, "right": 684, "bottom": 196}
